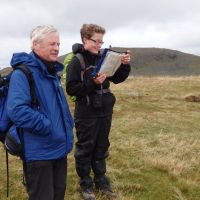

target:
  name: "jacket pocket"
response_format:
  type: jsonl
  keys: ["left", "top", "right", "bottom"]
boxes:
{"left": 91, "top": 94, "right": 103, "bottom": 109}
{"left": 103, "top": 93, "right": 116, "bottom": 107}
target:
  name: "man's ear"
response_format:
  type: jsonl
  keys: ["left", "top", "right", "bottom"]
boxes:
{"left": 33, "top": 41, "right": 40, "bottom": 50}
{"left": 32, "top": 41, "right": 37, "bottom": 49}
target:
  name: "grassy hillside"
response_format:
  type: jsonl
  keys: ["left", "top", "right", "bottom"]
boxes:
{"left": 0, "top": 76, "right": 200, "bottom": 200}
{"left": 58, "top": 48, "right": 200, "bottom": 76}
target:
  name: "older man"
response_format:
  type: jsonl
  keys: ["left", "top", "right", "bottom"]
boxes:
{"left": 7, "top": 25, "right": 74, "bottom": 200}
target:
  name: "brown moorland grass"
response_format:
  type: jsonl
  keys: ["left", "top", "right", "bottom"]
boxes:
{"left": 0, "top": 76, "right": 200, "bottom": 200}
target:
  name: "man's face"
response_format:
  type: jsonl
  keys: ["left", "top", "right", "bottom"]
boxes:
{"left": 33, "top": 32, "right": 60, "bottom": 62}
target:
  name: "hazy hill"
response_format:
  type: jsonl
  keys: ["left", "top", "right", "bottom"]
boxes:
{"left": 0, "top": 67, "right": 12, "bottom": 76}
{"left": 58, "top": 47, "right": 200, "bottom": 76}
{"left": 1, "top": 48, "right": 200, "bottom": 76}
{"left": 116, "top": 47, "right": 200, "bottom": 76}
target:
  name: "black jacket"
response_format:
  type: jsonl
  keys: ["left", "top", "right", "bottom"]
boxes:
{"left": 66, "top": 44, "right": 131, "bottom": 118}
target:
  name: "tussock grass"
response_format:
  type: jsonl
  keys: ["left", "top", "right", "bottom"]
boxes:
{"left": 1, "top": 76, "right": 200, "bottom": 200}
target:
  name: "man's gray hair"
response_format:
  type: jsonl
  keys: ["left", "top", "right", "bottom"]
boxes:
{"left": 30, "top": 25, "right": 58, "bottom": 49}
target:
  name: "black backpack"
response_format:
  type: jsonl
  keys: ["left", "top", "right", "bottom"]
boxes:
{"left": 0, "top": 65, "right": 39, "bottom": 154}
{"left": 0, "top": 65, "right": 39, "bottom": 197}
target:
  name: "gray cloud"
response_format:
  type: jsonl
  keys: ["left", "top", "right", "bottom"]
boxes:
{"left": 1, "top": 0, "right": 200, "bottom": 67}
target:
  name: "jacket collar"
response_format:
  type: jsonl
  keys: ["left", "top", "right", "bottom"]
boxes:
{"left": 11, "top": 51, "right": 64, "bottom": 75}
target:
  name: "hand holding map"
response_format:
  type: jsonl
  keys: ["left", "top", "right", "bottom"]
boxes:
{"left": 92, "top": 48, "right": 127, "bottom": 77}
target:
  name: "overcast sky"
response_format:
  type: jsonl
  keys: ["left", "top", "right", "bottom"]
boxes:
{"left": 1, "top": 0, "right": 200, "bottom": 68}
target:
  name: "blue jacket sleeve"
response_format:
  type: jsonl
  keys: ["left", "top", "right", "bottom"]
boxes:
{"left": 7, "top": 70, "right": 51, "bottom": 135}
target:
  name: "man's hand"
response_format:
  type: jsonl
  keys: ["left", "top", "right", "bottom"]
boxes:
{"left": 121, "top": 50, "right": 131, "bottom": 65}
{"left": 93, "top": 73, "right": 107, "bottom": 84}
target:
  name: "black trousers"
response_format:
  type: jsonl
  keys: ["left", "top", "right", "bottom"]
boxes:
{"left": 74, "top": 116, "right": 112, "bottom": 188}
{"left": 24, "top": 157, "right": 67, "bottom": 200}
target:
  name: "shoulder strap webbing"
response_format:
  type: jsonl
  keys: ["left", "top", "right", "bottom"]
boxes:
{"left": 15, "top": 65, "right": 39, "bottom": 108}
{"left": 75, "top": 53, "right": 95, "bottom": 79}
{"left": 75, "top": 53, "right": 85, "bottom": 81}
{"left": 76, "top": 53, "right": 85, "bottom": 69}
{"left": 75, "top": 53, "right": 90, "bottom": 105}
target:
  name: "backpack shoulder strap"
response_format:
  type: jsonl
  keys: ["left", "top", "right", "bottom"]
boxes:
{"left": 76, "top": 53, "right": 85, "bottom": 69}
{"left": 14, "top": 65, "right": 39, "bottom": 108}
{"left": 75, "top": 53, "right": 90, "bottom": 105}
{"left": 75, "top": 53, "right": 86, "bottom": 82}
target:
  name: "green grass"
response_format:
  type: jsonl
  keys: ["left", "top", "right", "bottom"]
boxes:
{"left": 1, "top": 76, "right": 200, "bottom": 200}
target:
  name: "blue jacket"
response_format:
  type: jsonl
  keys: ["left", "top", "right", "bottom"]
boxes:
{"left": 7, "top": 52, "right": 74, "bottom": 162}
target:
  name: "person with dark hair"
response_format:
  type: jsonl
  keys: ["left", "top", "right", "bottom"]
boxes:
{"left": 66, "top": 23, "right": 131, "bottom": 200}
{"left": 7, "top": 25, "right": 74, "bottom": 200}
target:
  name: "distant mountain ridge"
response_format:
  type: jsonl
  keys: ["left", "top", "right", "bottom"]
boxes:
{"left": 1, "top": 48, "right": 200, "bottom": 76}
{"left": 116, "top": 47, "right": 200, "bottom": 76}
{"left": 58, "top": 47, "right": 200, "bottom": 76}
